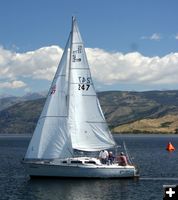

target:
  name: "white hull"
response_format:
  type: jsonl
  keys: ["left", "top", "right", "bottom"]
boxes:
{"left": 23, "top": 157, "right": 138, "bottom": 178}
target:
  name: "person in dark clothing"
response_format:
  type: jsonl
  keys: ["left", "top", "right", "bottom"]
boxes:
{"left": 108, "top": 151, "right": 115, "bottom": 164}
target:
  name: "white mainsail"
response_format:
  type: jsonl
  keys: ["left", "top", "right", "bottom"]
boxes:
{"left": 25, "top": 35, "right": 73, "bottom": 159}
{"left": 25, "top": 17, "right": 116, "bottom": 160}
{"left": 68, "top": 17, "right": 116, "bottom": 151}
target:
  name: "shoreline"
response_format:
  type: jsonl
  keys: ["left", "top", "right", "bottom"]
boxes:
{"left": 1, "top": 133, "right": 178, "bottom": 138}
{"left": 112, "top": 131, "right": 178, "bottom": 134}
{"left": 0, "top": 133, "right": 32, "bottom": 138}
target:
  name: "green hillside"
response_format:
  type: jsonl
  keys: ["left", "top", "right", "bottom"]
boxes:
{"left": 99, "top": 90, "right": 178, "bottom": 127}
{"left": 0, "top": 98, "right": 45, "bottom": 134}
{"left": 0, "top": 90, "right": 178, "bottom": 134}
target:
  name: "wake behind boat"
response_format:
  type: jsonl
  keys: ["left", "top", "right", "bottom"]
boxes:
{"left": 23, "top": 17, "right": 138, "bottom": 178}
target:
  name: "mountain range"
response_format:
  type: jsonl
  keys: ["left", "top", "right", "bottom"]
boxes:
{"left": 0, "top": 90, "right": 178, "bottom": 134}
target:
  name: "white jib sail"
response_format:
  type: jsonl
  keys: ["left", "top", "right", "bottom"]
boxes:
{"left": 25, "top": 34, "right": 73, "bottom": 159}
{"left": 68, "top": 17, "right": 116, "bottom": 151}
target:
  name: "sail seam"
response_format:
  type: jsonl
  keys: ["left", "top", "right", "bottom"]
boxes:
{"left": 39, "top": 116, "right": 67, "bottom": 119}
{"left": 82, "top": 94, "right": 96, "bottom": 96}
{"left": 71, "top": 68, "right": 90, "bottom": 70}
{"left": 53, "top": 75, "right": 65, "bottom": 81}
{"left": 72, "top": 42, "right": 83, "bottom": 45}
{"left": 55, "top": 74, "right": 66, "bottom": 77}
{"left": 86, "top": 121, "right": 107, "bottom": 123}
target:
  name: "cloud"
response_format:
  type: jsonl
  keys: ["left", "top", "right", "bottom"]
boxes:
{"left": 0, "top": 45, "right": 178, "bottom": 90}
{"left": 141, "top": 33, "right": 161, "bottom": 41}
{"left": 150, "top": 33, "right": 161, "bottom": 40}
{"left": 175, "top": 34, "right": 178, "bottom": 40}
{"left": 86, "top": 49, "right": 178, "bottom": 86}
{"left": 0, "top": 80, "right": 26, "bottom": 89}
{"left": 0, "top": 45, "right": 63, "bottom": 81}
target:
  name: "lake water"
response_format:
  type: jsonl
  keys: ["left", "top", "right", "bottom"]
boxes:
{"left": 0, "top": 134, "right": 178, "bottom": 200}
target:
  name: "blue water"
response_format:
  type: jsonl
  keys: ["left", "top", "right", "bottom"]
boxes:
{"left": 0, "top": 134, "right": 178, "bottom": 200}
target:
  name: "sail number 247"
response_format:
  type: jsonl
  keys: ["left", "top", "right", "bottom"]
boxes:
{"left": 78, "top": 77, "right": 91, "bottom": 91}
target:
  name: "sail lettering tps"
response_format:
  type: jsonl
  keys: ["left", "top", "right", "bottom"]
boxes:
{"left": 25, "top": 17, "right": 116, "bottom": 160}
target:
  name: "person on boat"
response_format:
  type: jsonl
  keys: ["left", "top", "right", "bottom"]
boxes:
{"left": 99, "top": 150, "right": 109, "bottom": 164}
{"left": 117, "top": 152, "right": 128, "bottom": 166}
{"left": 108, "top": 151, "right": 115, "bottom": 164}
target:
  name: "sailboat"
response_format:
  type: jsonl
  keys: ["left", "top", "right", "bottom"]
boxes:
{"left": 23, "top": 17, "right": 138, "bottom": 178}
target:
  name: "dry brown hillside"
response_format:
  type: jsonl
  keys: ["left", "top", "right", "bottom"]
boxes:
{"left": 113, "top": 114, "right": 178, "bottom": 134}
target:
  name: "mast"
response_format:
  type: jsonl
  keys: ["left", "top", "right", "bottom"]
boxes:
{"left": 67, "top": 16, "right": 75, "bottom": 116}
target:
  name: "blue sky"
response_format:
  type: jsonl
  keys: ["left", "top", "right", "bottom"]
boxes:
{"left": 0, "top": 0, "right": 178, "bottom": 96}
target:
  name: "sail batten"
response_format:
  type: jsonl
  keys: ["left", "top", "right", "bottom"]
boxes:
{"left": 71, "top": 68, "right": 90, "bottom": 70}
{"left": 39, "top": 116, "right": 68, "bottom": 119}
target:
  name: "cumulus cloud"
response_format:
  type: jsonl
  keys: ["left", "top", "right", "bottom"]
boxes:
{"left": 0, "top": 45, "right": 62, "bottom": 81}
{"left": 141, "top": 33, "right": 161, "bottom": 41}
{"left": 175, "top": 34, "right": 178, "bottom": 40}
{"left": 86, "top": 49, "right": 178, "bottom": 85}
{"left": 0, "top": 45, "right": 178, "bottom": 90}
{"left": 0, "top": 80, "right": 26, "bottom": 89}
